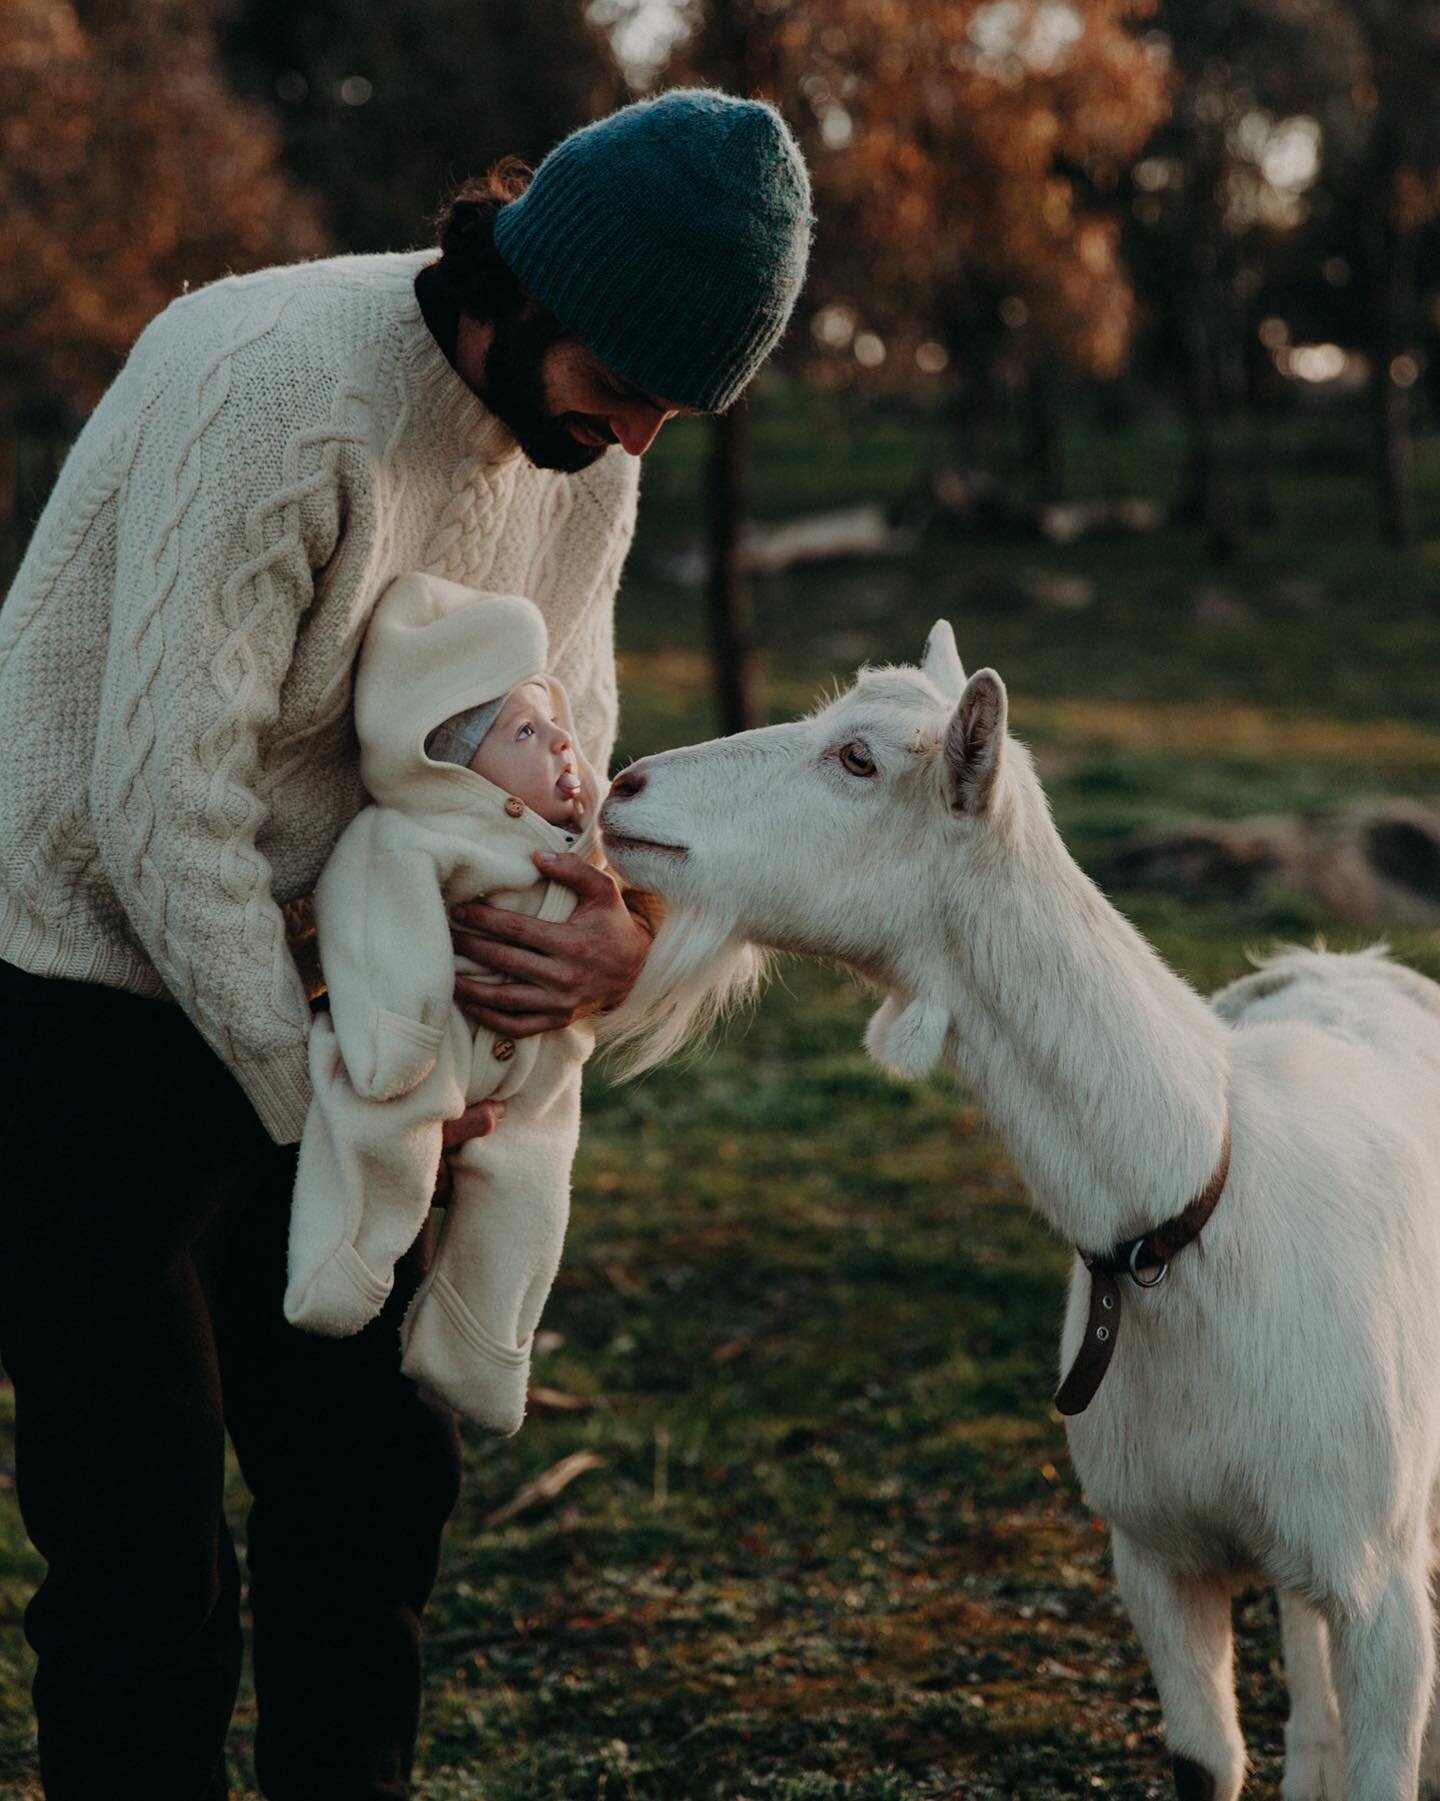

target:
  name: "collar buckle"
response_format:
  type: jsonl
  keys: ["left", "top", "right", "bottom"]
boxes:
{"left": 1127, "top": 1239, "right": 1169, "bottom": 1288}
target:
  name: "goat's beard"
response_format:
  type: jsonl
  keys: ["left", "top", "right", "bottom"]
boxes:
{"left": 598, "top": 905, "right": 769, "bottom": 1077}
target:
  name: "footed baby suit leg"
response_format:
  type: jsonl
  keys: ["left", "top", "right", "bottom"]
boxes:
{"left": 1110, "top": 1530, "right": 1246, "bottom": 1801}
{"left": 1327, "top": 1553, "right": 1433, "bottom": 1801}
{"left": 1278, "top": 1590, "right": 1344, "bottom": 1800}
{"left": 402, "top": 1077, "right": 580, "bottom": 1434}
{"left": 284, "top": 1013, "right": 459, "bottom": 1335}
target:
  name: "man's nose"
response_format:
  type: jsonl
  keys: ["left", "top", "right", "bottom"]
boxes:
{"left": 611, "top": 405, "right": 671, "bottom": 457}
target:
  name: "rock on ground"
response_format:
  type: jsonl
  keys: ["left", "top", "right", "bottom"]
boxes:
{"left": 1103, "top": 799, "right": 1440, "bottom": 926}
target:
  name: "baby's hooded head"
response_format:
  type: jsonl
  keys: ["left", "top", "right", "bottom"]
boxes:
{"left": 427, "top": 678, "right": 585, "bottom": 828}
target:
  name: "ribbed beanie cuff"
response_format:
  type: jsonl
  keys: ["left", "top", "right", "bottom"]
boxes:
{"left": 494, "top": 88, "right": 812, "bottom": 412}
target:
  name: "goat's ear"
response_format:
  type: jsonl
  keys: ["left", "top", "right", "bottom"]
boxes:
{"left": 865, "top": 992, "right": 949, "bottom": 1078}
{"left": 922, "top": 620, "right": 967, "bottom": 700}
{"left": 943, "top": 668, "right": 1007, "bottom": 814}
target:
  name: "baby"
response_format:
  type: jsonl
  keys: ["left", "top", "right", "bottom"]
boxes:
{"left": 284, "top": 571, "right": 602, "bottom": 1435}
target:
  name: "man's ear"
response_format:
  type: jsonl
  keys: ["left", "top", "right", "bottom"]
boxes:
{"left": 921, "top": 620, "right": 966, "bottom": 701}
{"left": 943, "top": 669, "right": 1008, "bottom": 814}
{"left": 864, "top": 993, "right": 950, "bottom": 1077}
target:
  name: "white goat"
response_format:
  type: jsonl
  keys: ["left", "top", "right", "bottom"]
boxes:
{"left": 599, "top": 623, "right": 1440, "bottom": 1801}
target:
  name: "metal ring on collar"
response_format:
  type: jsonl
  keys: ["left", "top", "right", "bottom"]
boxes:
{"left": 1128, "top": 1242, "right": 1169, "bottom": 1288}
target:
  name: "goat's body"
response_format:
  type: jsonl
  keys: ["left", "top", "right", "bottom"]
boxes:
{"left": 601, "top": 629, "right": 1440, "bottom": 1797}
{"left": 1072, "top": 950, "right": 1440, "bottom": 1604}
{"left": 1067, "top": 957, "right": 1440, "bottom": 1801}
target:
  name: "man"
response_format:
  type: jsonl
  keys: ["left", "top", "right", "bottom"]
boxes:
{"left": 0, "top": 88, "right": 810, "bottom": 1799}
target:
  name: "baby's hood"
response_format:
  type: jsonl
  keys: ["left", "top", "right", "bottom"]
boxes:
{"left": 354, "top": 573, "right": 598, "bottom": 836}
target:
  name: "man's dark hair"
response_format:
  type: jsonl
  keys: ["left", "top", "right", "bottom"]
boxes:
{"left": 422, "top": 158, "right": 611, "bottom": 474}
{"left": 430, "top": 159, "right": 533, "bottom": 325}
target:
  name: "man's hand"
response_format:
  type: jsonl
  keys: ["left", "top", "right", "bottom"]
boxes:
{"left": 451, "top": 852, "right": 653, "bottom": 1036}
{"left": 442, "top": 1100, "right": 506, "bottom": 1152}
{"left": 434, "top": 1098, "right": 506, "bottom": 1200}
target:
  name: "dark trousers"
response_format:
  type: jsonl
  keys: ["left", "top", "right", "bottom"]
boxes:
{"left": 0, "top": 960, "right": 463, "bottom": 1799}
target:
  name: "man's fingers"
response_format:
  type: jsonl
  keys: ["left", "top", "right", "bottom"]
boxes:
{"left": 533, "top": 851, "right": 621, "bottom": 903}
{"left": 455, "top": 978, "right": 559, "bottom": 1016}
{"left": 440, "top": 1097, "right": 506, "bottom": 1151}
{"left": 454, "top": 939, "right": 560, "bottom": 983}
{"left": 464, "top": 1008, "right": 573, "bottom": 1038}
{"left": 451, "top": 901, "right": 566, "bottom": 952}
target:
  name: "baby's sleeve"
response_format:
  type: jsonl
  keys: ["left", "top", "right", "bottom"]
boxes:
{"left": 313, "top": 811, "right": 456, "bottom": 1102}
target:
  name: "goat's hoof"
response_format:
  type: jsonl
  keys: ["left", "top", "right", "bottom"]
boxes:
{"left": 1281, "top": 1736, "right": 1344, "bottom": 1800}
{"left": 1172, "top": 1755, "right": 1218, "bottom": 1801}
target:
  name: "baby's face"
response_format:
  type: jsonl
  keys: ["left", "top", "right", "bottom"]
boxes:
{"left": 467, "top": 681, "right": 584, "bottom": 828}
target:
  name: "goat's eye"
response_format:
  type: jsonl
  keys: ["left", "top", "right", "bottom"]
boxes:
{"left": 838, "top": 741, "right": 877, "bottom": 778}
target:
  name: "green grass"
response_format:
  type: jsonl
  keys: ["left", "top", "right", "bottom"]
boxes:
{"left": 5, "top": 394, "right": 1440, "bottom": 1796}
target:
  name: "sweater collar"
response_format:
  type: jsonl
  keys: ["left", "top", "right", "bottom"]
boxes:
{"left": 396, "top": 257, "right": 521, "bottom": 468}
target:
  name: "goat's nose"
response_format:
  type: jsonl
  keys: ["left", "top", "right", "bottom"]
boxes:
{"left": 609, "top": 765, "right": 647, "bottom": 801}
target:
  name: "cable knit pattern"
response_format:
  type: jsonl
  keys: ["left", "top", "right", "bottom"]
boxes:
{"left": 0, "top": 250, "right": 639, "bottom": 1144}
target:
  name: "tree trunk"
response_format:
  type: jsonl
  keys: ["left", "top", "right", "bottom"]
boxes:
{"left": 1243, "top": 325, "right": 1278, "bottom": 531}
{"left": 1025, "top": 362, "right": 1064, "bottom": 504}
{"left": 1208, "top": 276, "right": 1247, "bottom": 564}
{"left": 705, "top": 404, "right": 757, "bottom": 734}
{"left": 958, "top": 350, "right": 1002, "bottom": 474}
{"left": 0, "top": 427, "right": 16, "bottom": 594}
{"left": 1173, "top": 256, "right": 1241, "bottom": 563}
{"left": 1366, "top": 199, "right": 1415, "bottom": 547}
{"left": 0, "top": 427, "right": 15, "bottom": 538}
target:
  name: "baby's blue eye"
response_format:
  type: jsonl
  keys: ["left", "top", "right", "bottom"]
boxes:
{"left": 516, "top": 723, "right": 534, "bottom": 741}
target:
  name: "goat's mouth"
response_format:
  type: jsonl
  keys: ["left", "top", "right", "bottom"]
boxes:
{"left": 600, "top": 827, "right": 689, "bottom": 861}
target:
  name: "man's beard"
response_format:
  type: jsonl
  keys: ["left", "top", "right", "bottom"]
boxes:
{"left": 483, "top": 307, "right": 611, "bottom": 474}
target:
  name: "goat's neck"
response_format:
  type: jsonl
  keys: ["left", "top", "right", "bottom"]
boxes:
{"left": 929, "top": 797, "right": 1231, "bottom": 1251}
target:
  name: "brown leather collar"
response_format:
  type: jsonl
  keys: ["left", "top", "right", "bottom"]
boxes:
{"left": 1054, "top": 1128, "right": 1232, "bottom": 1417}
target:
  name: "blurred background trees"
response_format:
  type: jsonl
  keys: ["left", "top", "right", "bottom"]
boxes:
{"left": 221, "top": 0, "right": 624, "bottom": 254}
{"left": 7, "top": 0, "right": 1440, "bottom": 666}
{"left": 0, "top": 0, "right": 322, "bottom": 525}
{"left": 11, "top": 19, "right": 1440, "bottom": 1789}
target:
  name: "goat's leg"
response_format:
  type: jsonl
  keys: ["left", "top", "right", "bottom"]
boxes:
{"left": 1278, "top": 1589, "right": 1344, "bottom": 1800}
{"left": 1111, "top": 1529, "right": 1245, "bottom": 1800}
{"left": 1414, "top": 1562, "right": 1440, "bottom": 1799}
{"left": 1326, "top": 1555, "right": 1433, "bottom": 1801}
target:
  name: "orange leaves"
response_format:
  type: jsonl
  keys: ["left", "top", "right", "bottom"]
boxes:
{"left": 779, "top": 0, "right": 1169, "bottom": 376}
{"left": 0, "top": 0, "right": 324, "bottom": 417}
{"left": 1390, "top": 164, "right": 1440, "bottom": 235}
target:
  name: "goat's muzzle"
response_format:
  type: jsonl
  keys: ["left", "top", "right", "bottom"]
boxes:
{"left": 608, "top": 764, "right": 648, "bottom": 801}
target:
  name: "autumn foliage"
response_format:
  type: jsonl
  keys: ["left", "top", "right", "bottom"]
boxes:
{"left": 792, "top": 0, "right": 1171, "bottom": 378}
{"left": 0, "top": 0, "right": 324, "bottom": 421}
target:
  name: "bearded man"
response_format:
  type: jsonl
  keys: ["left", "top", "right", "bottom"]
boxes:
{"left": 0, "top": 88, "right": 810, "bottom": 1800}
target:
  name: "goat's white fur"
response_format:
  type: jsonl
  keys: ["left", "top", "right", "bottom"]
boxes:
{"left": 600, "top": 630, "right": 1440, "bottom": 1800}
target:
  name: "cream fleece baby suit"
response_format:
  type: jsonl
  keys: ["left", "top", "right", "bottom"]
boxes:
{"left": 0, "top": 250, "right": 637, "bottom": 1144}
{"left": 285, "top": 573, "right": 600, "bottom": 1434}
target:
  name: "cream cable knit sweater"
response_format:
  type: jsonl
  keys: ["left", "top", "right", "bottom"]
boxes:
{"left": 0, "top": 250, "right": 639, "bottom": 1144}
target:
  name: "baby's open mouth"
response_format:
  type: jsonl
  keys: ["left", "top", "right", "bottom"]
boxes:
{"left": 557, "top": 768, "right": 584, "bottom": 816}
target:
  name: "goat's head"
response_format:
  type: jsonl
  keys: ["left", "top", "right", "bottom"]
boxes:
{"left": 600, "top": 621, "right": 1028, "bottom": 1075}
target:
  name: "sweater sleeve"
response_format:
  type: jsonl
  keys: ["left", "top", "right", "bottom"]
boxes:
{"left": 89, "top": 296, "right": 357, "bottom": 1144}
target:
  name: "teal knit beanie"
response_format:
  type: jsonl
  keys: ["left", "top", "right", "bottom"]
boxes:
{"left": 493, "top": 88, "right": 813, "bottom": 414}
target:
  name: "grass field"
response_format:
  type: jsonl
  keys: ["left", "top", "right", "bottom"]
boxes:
{"left": 3, "top": 394, "right": 1440, "bottom": 1797}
